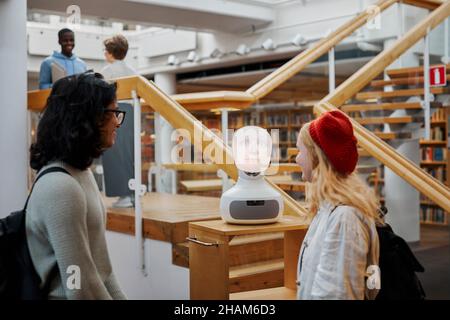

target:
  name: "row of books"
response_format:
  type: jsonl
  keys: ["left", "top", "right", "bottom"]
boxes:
{"left": 423, "top": 167, "right": 446, "bottom": 181}
{"left": 266, "top": 114, "right": 289, "bottom": 126}
{"left": 291, "top": 113, "right": 313, "bottom": 125}
{"left": 431, "top": 108, "right": 447, "bottom": 122}
{"left": 421, "top": 147, "right": 447, "bottom": 161}
{"left": 430, "top": 126, "right": 445, "bottom": 141}
{"left": 420, "top": 206, "right": 447, "bottom": 224}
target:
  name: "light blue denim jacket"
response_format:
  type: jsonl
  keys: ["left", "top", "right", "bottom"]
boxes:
{"left": 297, "top": 202, "right": 380, "bottom": 300}
{"left": 39, "top": 51, "right": 87, "bottom": 89}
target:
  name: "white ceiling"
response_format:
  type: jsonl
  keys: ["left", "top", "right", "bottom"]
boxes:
{"left": 27, "top": 0, "right": 275, "bottom": 33}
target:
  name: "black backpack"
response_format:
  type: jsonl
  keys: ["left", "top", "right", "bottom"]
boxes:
{"left": 375, "top": 206, "right": 426, "bottom": 300}
{"left": 0, "top": 166, "right": 70, "bottom": 300}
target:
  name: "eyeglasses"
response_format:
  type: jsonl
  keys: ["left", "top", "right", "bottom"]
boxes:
{"left": 104, "top": 109, "right": 126, "bottom": 125}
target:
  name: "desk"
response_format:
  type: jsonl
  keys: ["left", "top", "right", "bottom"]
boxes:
{"left": 105, "top": 192, "right": 221, "bottom": 244}
{"left": 188, "top": 215, "right": 309, "bottom": 300}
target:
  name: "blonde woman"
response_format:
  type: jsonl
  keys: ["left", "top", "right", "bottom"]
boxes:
{"left": 295, "top": 110, "right": 382, "bottom": 300}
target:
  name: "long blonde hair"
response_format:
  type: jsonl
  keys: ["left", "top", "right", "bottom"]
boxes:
{"left": 300, "top": 122, "right": 383, "bottom": 225}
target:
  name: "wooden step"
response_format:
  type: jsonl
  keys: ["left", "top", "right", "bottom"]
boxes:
{"left": 358, "top": 148, "right": 371, "bottom": 157}
{"left": 341, "top": 102, "right": 423, "bottom": 112}
{"left": 356, "top": 164, "right": 378, "bottom": 174}
{"left": 373, "top": 132, "right": 412, "bottom": 140}
{"left": 370, "top": 74, "right": 450, "bottom": 88}
{"left": 230, "top": 286, "right": 296, "bottom": 300}
{"left": 386, "top": 64, "right": 450, "bottom": 78}
{"left": 229, "top": 258, "right": 284, "bottom": 293}
{"left": 356, "top": 87, "right": 449, "bottom": 100}
{"left": 355, "top": 116, "right": 418, "bottom": 125}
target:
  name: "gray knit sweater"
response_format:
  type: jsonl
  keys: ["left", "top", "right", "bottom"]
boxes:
{"left": 26, "top": 161, "right": 126, "bottom": 300}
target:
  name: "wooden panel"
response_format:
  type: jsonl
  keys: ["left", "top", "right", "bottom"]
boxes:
{"left": 28, "top": 88, "right": 51, "bottom": 111}
{"left": 229, "top": 263, "right": 284, "bottom": 293}
{"left": 341, "top": 102, "right": 422, "bottom": 112}
{"left": 229, "top": 259, "right": 284, "bottom": 278}
{"left": 356, "top": 87, "right": 449, "bottom": 100}
{"left": 403, "top": 0, "right": 445, "bottom": 10}
{"left": 172, "top": 242, "right": 190, "bottom": 268}
{"left": 189, "top": 228, "right": 230, "bottom": 300}
{"left": 189, "top": 215, "right": 309, "bottom": 237}
{"left": 229, "top": 237, "right": 284, "bottom": 267}
{"left": 284, "top": 229, "right": 307, "bottom": 290}
{"left": 180, "top": 179, "right": 223, "bottom": 192}
{"left": 230, "top": 286, "right": 296, "bottom": 300}
{"left": 355, "top": 116, "right": 413, "bottom": 125}
{"left": 370, "top": 74, "right": 450, "bottom": 87}
{"left": 174, "top": 234, "right": 285, "bottom": 269}
{"left": 373, "top": 132, "right": 412, "bottom": 140}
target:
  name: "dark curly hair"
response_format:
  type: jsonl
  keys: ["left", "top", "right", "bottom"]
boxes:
{"left": 30, "top": 71, "right": 117, "bottom": 171}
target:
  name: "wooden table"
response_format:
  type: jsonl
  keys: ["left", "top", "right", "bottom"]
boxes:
{"left": 105, "top": 192, "right": 221, "bottom": 244}
{"left": 188, "top": 215, "right": 309, "bottom": 300}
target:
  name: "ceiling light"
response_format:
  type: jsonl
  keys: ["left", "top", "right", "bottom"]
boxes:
{"left": 262, "top": 38, "right": 276, "bottom": 51}
{"left": 187, "top": 51, "right": 198, "bottom": 62}
{"left": 210, "top": 48, "right": 223, "bottom": 59}
{"left": 236, "top": 44, "right": 250, "bottom": 56}
{"left": 167, "top": 55, "right": 179, "bottom": 65}
{"left": 291, "top": 34, "right": 307, "bottom": 46}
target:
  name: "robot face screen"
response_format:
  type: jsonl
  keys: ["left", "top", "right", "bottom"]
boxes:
{"left": 233, "top": 126, "right": 272, "bottom": 173}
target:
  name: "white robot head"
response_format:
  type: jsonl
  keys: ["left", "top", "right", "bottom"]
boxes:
{"left": 232, "top": 126, "right": 272, "bottom": 174}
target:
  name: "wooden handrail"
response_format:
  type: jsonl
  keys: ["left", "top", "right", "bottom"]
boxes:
{"left": 27, "top": 79, "right": 254, "bottom": 112}
{"left": 315, "top": 0, "right": 450, "bottom": 212}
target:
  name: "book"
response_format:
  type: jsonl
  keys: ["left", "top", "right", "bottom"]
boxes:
{"left": 51, "top": 61, "right": 67, "bottom": 83}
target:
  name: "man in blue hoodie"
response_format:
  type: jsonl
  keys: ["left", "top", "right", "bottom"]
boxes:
{"left": 39, "top": 28, "right": 87, "bottom": 89}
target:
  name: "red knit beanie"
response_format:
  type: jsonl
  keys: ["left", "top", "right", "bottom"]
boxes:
{"left": 309, "top": 110, "right": 358, "bottom": 175}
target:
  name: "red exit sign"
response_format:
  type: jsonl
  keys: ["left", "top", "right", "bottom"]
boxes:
{"left": 429, "top": 65, "right": 447, "bottom": 87}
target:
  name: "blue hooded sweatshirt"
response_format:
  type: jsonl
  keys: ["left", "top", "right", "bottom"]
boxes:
{"left": 39, "top": 51, "right": 87, "bottom": 89}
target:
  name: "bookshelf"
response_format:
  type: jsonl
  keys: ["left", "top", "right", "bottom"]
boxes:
{"left": 197, "top": 106, "right": 313, "bottom": 162}
{"left": 419, "top": 108, "right": 449, "bottom": 226}
{"left": 366, "top": 108, "right": 449, "bottom": 226}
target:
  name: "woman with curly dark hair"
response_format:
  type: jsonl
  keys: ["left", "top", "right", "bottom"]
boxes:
{"left": 26, "top": 71, "right": 127, "bottom": 299}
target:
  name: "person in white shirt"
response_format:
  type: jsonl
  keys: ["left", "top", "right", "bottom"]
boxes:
{"left": 295, "top": 110, "right": 382, "bottom": 300}
{"left": 101, "top": 35, "right": 137, "bottom": 208}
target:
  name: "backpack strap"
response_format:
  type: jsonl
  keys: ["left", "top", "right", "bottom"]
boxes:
{"left": 23, "top": 166, "right": 71, "bottom": 210}
{"left": 25, "top": 166, "right": 71, "bottom": 298}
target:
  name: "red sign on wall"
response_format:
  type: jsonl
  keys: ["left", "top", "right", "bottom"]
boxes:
{"left": 429, "top": 65, "right": 447, "bottom": 87}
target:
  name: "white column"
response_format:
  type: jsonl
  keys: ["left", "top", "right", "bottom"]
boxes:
{"left": 154, "top": 73, "right": 176, "bottom": 193}
{"left": 384, "top": 141, "right": 420, "bottom": 242}
{"left": 0, "top": 0, "right": 27, "bottom": 218}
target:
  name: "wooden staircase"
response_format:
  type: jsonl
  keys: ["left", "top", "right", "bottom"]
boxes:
{"left": 339, "top": 64, "right": 449, "bottom": 205}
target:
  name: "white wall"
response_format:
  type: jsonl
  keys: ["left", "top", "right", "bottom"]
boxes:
{"left": 0, "top": 0, "right": 28, "bottom": 218}
{"left": 105, "top": 231, "right": 189, "bottom": 299}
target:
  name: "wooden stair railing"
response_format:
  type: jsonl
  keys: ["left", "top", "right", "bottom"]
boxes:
{"left": 315, "top": 0, "right": 450, "bottom": 212}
